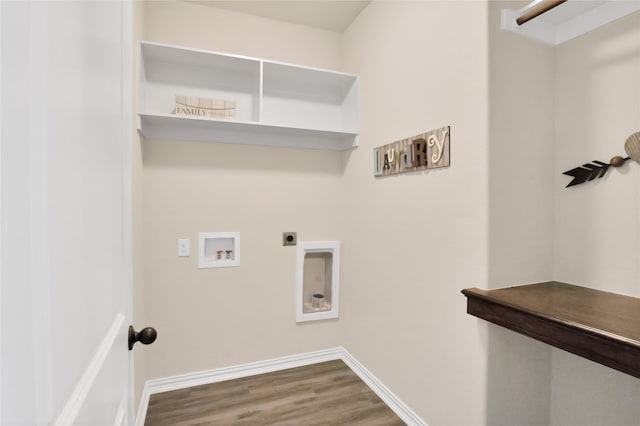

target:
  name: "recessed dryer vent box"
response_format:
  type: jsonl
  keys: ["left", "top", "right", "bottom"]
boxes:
{"left": 296, "top": 241, "right": 340, "bottom": 322}
{"left": 199, "top": 232, "right": 240, "bottom": 268}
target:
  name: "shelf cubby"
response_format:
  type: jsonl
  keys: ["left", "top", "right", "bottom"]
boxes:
{"left": 140, "top": 42, "right": 260, "bottom": 122}
{"left": 262, "top": 61, "right": 359, "bottom": 134}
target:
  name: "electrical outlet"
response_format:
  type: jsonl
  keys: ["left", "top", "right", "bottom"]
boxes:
{"left": 282, "top": 232, "right": 297, "bottom": 246}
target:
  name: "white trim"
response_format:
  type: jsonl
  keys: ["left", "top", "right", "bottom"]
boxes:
{"left": 120, "top": 1, "right": 136, "bottom": 422}
{"left": 136, "top": 347, "right": 426, "bottom": 426}
{"left": 340, "top": 348, "right": 426, "bottom": 426}
{"left": 135, "top": 347, "right": 343, "bottom": 426}
{"left": 198, "top": 231, "right": 241, "bottom": 269}
{"left": 296, "top": 240, "right": 341, "bottom": 322}
{"left": 113, "top": 402, "right": 125, "bottom": 426}
{"left": 0, "top": 2, "right": 4, "bottom": 421}
{"left": 54, "top": 313, "right": 125, "bottom": 426}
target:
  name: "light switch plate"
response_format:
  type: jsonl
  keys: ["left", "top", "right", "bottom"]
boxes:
{"left": 178, "top": 239, "right": 190, "bottom": 257}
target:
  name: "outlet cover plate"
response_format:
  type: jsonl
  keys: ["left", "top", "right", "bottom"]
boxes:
{"left": 283, "top": 232, "right": 297, "bottom": 246}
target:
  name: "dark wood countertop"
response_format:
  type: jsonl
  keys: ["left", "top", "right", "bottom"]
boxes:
{"left": 462, "top": 281, "right": 640, "bottom": 378}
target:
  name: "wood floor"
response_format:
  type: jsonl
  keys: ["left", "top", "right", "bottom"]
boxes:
{"left": 144, "top": 360, "right": 406, "bottom": 425}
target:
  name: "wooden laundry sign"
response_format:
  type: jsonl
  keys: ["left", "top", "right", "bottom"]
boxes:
{"left": 374, "top": 126, "right": 450, "bottom": 177}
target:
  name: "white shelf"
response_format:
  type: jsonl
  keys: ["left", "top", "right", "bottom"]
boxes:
{"left": 138, "top": 41, "right": 359, "bottom": 151}
{"left": 501, "top": 0, "right": 640, "bottom": 45}
{"left": 138, "top": 114, "right": 358, "bottom": 151}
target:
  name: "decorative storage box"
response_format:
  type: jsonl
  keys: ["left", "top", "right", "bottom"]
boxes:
{"left": 175, "top": 95, "right": 236, "bottom": 120}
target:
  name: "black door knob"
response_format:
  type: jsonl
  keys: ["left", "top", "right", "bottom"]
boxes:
{"left": 128, "top": 325, "right": 157, "bottom": 350}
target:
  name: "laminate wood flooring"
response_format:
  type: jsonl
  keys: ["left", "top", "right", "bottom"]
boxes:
{"left": 144, "top": 360, "right": 406, "bottom": 425}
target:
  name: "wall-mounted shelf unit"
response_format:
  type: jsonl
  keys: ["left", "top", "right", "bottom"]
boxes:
{"left": 501, "top": 0, "right": 640, "bottom": 45}
{"left": 462, "top": 282, "right": 640, "bottom": 378}
{"left": 138, "top": 41, "right": 359, "bottom": 150}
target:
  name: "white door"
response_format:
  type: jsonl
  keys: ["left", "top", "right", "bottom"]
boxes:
{"left": 1, "top": 1, "right": 136, "bottom": 425}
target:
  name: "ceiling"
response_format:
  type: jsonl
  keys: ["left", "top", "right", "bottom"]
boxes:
{"left": 188, "top": 1, "right": 371, "bottom": 33}
{"left": 533, "top": 0, "right": 607, "bottom": 25}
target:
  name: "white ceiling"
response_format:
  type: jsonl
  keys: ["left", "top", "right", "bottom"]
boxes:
{"left": 188, "top": 1, "right": 371, "bottom": 33}
{"left": 531, "top": 0, "right": 607, "bottom": 25}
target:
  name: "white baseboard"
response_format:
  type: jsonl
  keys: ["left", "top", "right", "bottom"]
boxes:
{"left": 135, "top": 347, "right": 426, "bottom": 426}
{"left": 340, "top": 349, "right": 426, "bottom": 426}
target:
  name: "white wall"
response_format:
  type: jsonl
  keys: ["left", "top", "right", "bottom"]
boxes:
{"left": 139, "top": 2, "right": 497, "bottom": 423}
{"left": 135, "top": 2, "right": 640, "bottom": 425}
{"left": 341, "top": 2, "right": 491, "bottom": 424}
{"left": 551, "top": 10, "right": 640, "bottom": 426}
{"left": 486, "top": 1, "right": 555, "bottom": 423}
{"left": 486, "top": 5, "right": 640, "bottom": 425}
{"left": 141, "top": 1, "right": 346, "bottom": 380}
{"left": 143, "top": 1, "right": 342, "bottom": 69}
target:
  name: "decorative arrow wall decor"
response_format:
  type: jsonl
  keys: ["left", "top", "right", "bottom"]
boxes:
{"left": 563, "top": 131, "right": 640, "bottom": 188}
{"left": 563, "top": 158, "right": 626, "bottom": 187}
